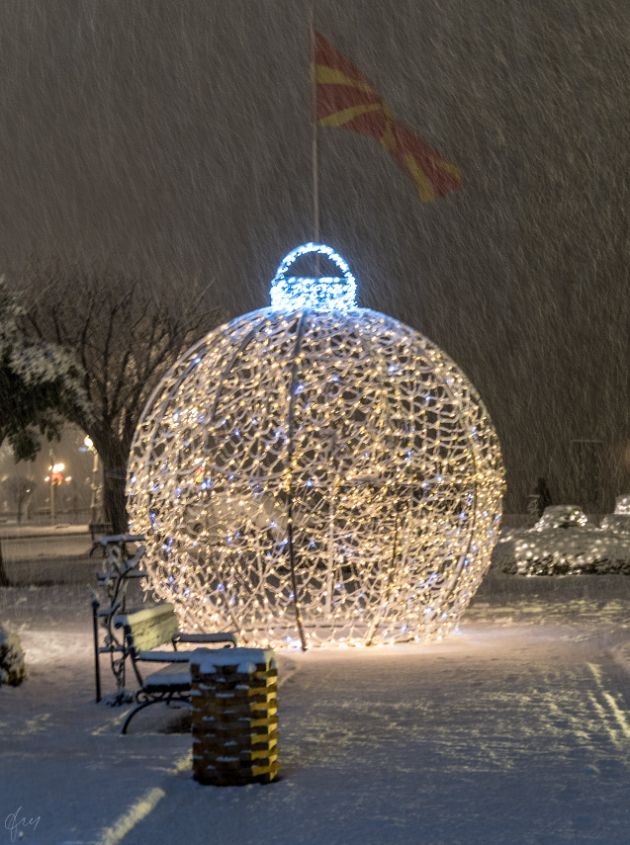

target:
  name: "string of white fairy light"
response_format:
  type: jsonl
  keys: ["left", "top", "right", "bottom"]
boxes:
{"left": 127, "top": 244, "right": 504, "bottom": 649}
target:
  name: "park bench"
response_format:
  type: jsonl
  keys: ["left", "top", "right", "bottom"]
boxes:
{"left": 114, "top": 603, "right": 237, "bottom": 733}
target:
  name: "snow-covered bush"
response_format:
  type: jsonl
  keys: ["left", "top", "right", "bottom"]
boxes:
{"left": 614, "top": 495, "right": 630, "bottom": 515}
{"left": 505, "top": 552, "right": 630, "bottom": 577}
{"left": 534, "top": 505, "right": 588, "bottom": 531}
{"left": 0, "top": 625, "right": 26, "bottom": 686}
{"left": 600, "top": 514, "right": 630, "bottom": 535}
{"left": 500, "top": 511, "right": 630, "bottom": 576}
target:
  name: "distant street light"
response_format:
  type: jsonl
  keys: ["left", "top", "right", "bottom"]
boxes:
{"left": 82, "top": 435, "right": 101, "bottom": 524}
{"left": 48, "top": 460, "right": 66, "bottom": 524}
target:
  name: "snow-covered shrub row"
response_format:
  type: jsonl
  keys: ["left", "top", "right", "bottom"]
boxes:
{"left": 503, "top": 555, "right": 630, "bottom": 576}
{"left": 601, "top": 515, "right": 630, "bottom": 534}
{"left": 533, "top": 505, "right": 588, "bottom": 531}
{"left": 499, "top": 507, "right": 630, "bottom": 576}
{"left": 0, "top": 624, "right": 26, "bottom": 686}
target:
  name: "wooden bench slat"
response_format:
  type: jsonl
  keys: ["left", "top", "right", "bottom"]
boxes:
{"left": 115, "top": 604, "right": 179, "bottom": 653}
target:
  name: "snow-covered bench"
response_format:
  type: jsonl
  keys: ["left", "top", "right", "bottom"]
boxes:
{"left": 115, "top": 603, "right": 237, "bottom": 734}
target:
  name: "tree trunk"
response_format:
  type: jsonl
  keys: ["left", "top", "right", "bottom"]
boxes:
{"left": 98, "top": 440, "right": 131, "bottom": 535}
{"left": 0, "top": 542, "right": 10, "bottom": 587}
{"left": 102, "top": 464, "right": 128, "bottom": 534}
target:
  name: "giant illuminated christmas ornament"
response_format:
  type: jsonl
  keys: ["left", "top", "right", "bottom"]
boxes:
{"left": 127, "top": 244, "right": 504, "bottom": 649}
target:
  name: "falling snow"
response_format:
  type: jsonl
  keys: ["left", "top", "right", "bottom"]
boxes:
{"left": 0, "top": 2, "right": 629, "bottom": 842}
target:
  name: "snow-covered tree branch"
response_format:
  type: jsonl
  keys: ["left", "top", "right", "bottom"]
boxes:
{"left": 0, "top": 277, "right": 87, "bottom": 463}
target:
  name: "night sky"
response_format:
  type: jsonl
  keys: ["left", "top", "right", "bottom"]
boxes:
{"left": 1, "top": 0, "right": 629, "bottom": 510}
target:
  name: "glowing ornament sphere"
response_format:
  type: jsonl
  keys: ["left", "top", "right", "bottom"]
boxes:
{"left": 128, "top": 244, "right": 504, "bottom": 649}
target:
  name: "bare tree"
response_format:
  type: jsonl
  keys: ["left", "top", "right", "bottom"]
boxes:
{"left": 2, "top": 475, "right": 36, "bottom": 525}
{"left": 22, "top": 260, "right": 218, "bottom": 533}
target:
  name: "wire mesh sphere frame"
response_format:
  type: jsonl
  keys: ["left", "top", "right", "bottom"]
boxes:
{"left": 127, "top": 243, "right": 505, "bottom": 649}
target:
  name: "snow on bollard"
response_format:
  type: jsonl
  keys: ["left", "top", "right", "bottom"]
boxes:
{"left": 190, "top": 647, "right": 279, "bottom": 786}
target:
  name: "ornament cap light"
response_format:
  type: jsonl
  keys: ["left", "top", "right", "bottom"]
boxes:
{"left": 270, "top": 242, "right": 357, "bottom": 311}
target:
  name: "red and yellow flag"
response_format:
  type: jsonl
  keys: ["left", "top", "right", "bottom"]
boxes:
{"left": 314, "top": 31, "right": 461, "bottom": 202}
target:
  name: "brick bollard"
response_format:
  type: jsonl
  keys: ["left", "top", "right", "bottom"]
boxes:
{"left": 190, "top": 647, "right": 279, "bottom": 786}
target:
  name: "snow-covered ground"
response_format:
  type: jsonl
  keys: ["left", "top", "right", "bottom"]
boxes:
{"left": 1, "top": 568, "right": 630, "bottom": 844}
{"left": 0, "top": 525, "right": 93, "bottom": 586}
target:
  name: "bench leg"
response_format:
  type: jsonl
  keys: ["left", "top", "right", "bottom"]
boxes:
{"left": 121, "top": 695, "right": 190, "bottom": 734}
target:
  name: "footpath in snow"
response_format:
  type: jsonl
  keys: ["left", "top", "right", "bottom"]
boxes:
{"left": 1, "top": 572, "right": 630, "bottom": 844}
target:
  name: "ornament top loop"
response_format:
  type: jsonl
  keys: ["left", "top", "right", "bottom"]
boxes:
{"left": 270, "top": 243, "right": 357, "bottom": 311}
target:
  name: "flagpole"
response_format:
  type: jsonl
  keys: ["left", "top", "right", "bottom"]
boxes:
{"left": 309, "top": 6, "right": 320, "bottom": 243}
